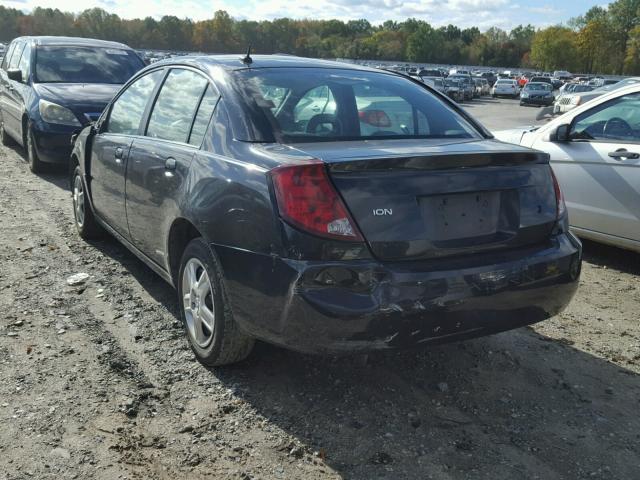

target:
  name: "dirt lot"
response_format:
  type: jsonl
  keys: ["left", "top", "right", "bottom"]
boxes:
{"left": 1, "top": 116, "right": 640, "bottom": 479}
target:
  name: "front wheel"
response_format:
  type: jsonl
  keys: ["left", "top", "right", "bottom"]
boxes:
{"left": 26, "top": 124, "right": 45, "bottom": 173}
{"left": 72, "top": 165, "right": 104, "bottom": 240}
{"left": 0, "top": 118, "right": 15, "bottom": 146}
{"left": 178, "top": 238, "right": 254, "bottom": 366}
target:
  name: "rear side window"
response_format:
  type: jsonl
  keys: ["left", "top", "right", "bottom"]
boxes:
{"left": 108, "top": 70, "right": 163, "bottom": 135}
{"left": 188, "top": 85, "right": 219, "bottom": 146}
{"left": 236, "top": 68, "right": 480, "bottom": 143}
{"left": 146, "top": 69, "right": 209, "bottom": 143}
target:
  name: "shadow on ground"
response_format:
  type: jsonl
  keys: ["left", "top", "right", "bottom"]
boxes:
{"left": 88, "top": 230, "right": 640, "bottom": 479}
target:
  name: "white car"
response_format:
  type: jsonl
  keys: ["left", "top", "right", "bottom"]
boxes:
{"left": 421, "top": 76, "right": 446, "bottom": 94}
{"left": 494, "top": 84, "right": 640, "bottom": 252}
{"left": 492, "top": 79, "right": 519, "bottom": 98}
{"left": 554, "top": 77, "right": 640, "bottom": 114}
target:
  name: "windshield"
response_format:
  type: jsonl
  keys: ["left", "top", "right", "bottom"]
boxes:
{"left": 236, "top": 68, "right": 480, "bottom": 143}
{"left": 35, "top": 46, "right": 144, "bottom": 84}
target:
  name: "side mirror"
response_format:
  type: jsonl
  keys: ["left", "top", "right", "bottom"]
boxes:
{"left": 552, "top": 123, "right": 570, "bottom": 142}
{"left": 7, "top": 69, "right": 23, "bottom": 83}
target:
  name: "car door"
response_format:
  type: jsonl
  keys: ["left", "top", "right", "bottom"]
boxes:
{"left": 534, "top": 92, "right": 640, "bottom": 243}
{"left": 126, "top": 68, "right": 219, "bottom": 265}
{"left": 0, "top": 41, "right": 17, "bottom": 133}
{"left": 90, "top": 69, "right": 165, "bottom": 237}
{"left": 1, "top": 41, "right": 24, "bottom": 140}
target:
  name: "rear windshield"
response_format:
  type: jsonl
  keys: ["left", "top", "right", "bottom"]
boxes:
{"left": 525, "top": 83, "right": 551, "bottom": 91}
{"left": 35, "top": 46, "right": 144, "bottom": 84}
{"left": 235, "top": 68, "right": 480, "bottom": 143}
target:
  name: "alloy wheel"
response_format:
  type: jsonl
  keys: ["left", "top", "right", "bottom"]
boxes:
{"left": 72, "top": 174, "right": 85, "bottom": 227}
{"left": 182, "top": 258, "right": 215, "bottom": 348}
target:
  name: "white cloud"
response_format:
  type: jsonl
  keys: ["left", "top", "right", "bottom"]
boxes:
{"left": 4, "top": 0, "right": 569, "bottom": 30}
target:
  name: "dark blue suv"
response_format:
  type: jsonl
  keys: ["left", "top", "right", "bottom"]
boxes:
{"left": 0, "top": 36, "right": 144, "bottom": 172}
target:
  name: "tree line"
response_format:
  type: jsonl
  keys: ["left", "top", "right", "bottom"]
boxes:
{"left": 1, "top": 1, "right": 640, "bottom": 75}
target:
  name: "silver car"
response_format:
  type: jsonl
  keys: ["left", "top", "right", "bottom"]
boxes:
{"left": 494, "top": 84, "right": 640, "bottom": 252}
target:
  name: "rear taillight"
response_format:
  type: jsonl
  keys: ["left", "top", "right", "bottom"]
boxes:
{"left": 549, "top": 166, "right": 567, "bottom": 218}
{"left": 270, "top": 161, "right": 364, "bottom": 242}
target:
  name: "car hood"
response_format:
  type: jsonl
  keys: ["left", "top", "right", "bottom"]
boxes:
{"left": 33, "top": 83, "right": 121, "bottom": 110}
{"left": 567, "top": 90, "right": 603, "bottom": 104}
{"left": 492, "top": 126, "right": 539, "bottom": 145}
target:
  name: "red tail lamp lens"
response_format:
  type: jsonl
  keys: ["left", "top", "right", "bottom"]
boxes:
{"left": 549, "top": 166, "right": 567, "bottom": 218}
{"left": 270, "top": 162, "right": 364, "bottom": 242}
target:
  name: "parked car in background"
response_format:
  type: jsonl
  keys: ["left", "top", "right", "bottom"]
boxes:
{"left": 492, "top": 79, "right": 519, "bottom": 98}
{"left": 519, "top": 82, "right": 554, "bottom": 106}
{"left": 476, "top": 78, "right": 490, "bottom": 96}
{"left": 530, "top": 76, "right": 553, "bottom": 87}
{"left": 0, "top": 36, "right": 144, "bottom": 172}
{"left": 495, "top": 83, "right": 640, "bottom": 253}
{"left": 449, "top": 74, "right": 474, "bottom": 100}
{"left": 444, "top": 78, "right": 463, "bottom": 102}
{"left": 554, "top": 77, "right": 640, "bottom": 114}
{"left": 422, "top": 76, "right": 446, "bottom": 94}
{"left": 553, "top": 71, "right": 573, "bottom": 81}
{"left": 478, "top": 71, "right": 497, "bottom": 87}
{"left": 418, "top": 68, "right": 443, "bottom": 77}
{"left": 553, "top": 84, "right": 594, "bottom": 113}
{"left": 69, "top": 55, "right": 581, "bottom": 365}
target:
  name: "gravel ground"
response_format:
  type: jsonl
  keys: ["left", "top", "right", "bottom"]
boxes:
{"left": 1, "top": 101, "right": 640, "bottom": 479}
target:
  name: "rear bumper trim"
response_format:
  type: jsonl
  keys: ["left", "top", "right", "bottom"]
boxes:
{"left": 215, "top": 233, "right": 582, "bottom": 354}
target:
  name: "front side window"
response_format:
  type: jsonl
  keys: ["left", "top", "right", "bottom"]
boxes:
{"left": 236, "top": 68, "right": 480, "bottom": 143}
{"left": 1, "top": 42, "right": 16, "bottom": 70}
{"left": 34, "top": 46, "right": 144, "bottom": 84}
{"left": 9, "top": 42, "right": 24, "bottom": 70}
{"left": 18, "top": 42, "right": 31, "bottom": 80}
{"left": 146, "top": 69, "right": 210, "bottom": 143}
{"left": 571, "top": 93, "right": 640, "bottom": 142}
{"left": 107, "top": 70, "right": 163, "bottom": 135}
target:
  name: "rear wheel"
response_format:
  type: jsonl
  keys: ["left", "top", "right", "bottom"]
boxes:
{"left": 0, "top": 118, "right": 14, "bottom": 146}
{"left": 178, "top": 238, "right": 254, "bottom": 366}
{"left": 72, "top": 165, "right": 103, "bottom": 240}
{"left": 26, "top": 124, "right": 45, "bottom": 173}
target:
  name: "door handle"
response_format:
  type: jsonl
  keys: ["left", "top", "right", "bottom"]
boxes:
{"left": 608, "top": 149, "right": 640, "bottom": 160}
{"left": 114, "top": 147, "right": 123, "bottom": 163}
{"left": 165, "top": 157, "right": 177, "bottom": 171}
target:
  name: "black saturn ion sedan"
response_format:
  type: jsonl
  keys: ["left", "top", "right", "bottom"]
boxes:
{"left": 70, "top": 55, "right": 582, "bottom": 366}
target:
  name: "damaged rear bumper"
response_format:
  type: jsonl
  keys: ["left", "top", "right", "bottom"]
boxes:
{"left": 215, "top": 232, "right": 582, "bottom": 354}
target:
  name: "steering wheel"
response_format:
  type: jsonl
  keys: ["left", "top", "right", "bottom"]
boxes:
{"left": 603, "top": 117, "right": 632, "bottom": 138}
{"left": 306, "top": 114, "right": 341, "bottom": 135}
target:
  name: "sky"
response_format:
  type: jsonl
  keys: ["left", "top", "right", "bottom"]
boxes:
{"left": 1, "top": 0, "right": 608, "bottom": 30}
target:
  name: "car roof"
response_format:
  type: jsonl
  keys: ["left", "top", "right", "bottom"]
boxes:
{"left": 148, "top": 54, "right": 379, "bottom": 73}
{"left": 12, "top": 36, "right": 132, "bottom": 49}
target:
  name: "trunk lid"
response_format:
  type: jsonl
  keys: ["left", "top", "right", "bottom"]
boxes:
{"left": 261, "top": 139, "right": 557, "bottom": 261}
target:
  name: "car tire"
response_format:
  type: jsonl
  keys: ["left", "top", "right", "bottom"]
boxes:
{"left": 71, "top": 165, "right": 104, "bottom": 240}
{"left": 26, "top": 124, "right": 45, "bottom": 174}
{"left": 0, "top": 118, "right": 15, "bottom": 146}
{"left": 178, "top": 238, "right": 255, "bottom": 366}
